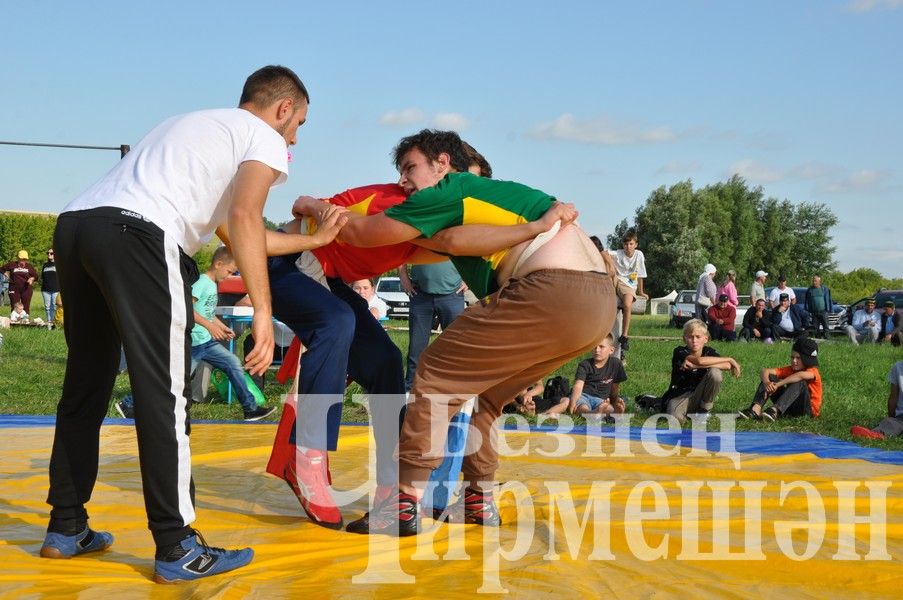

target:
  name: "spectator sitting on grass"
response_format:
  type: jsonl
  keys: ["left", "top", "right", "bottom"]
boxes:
{"left": 505, "top": 379, "right": 569, "bottom": 418}
{"left": 851, "top": 361, "right": 903, "bottom": 440}
{"left": 741, "top": 298, "right": 774, "bottom": 343}
{"left": 10, "top": 301, "right": 30, "bottom": 323}
{"left": 878, "top": 300, "right": 902, "bottom": 346}
{"left": 568, "top": 334, "right": 627, "bottom": 420}
{"left": 707, "top": 293, "right": 737, "bottom": 341}
{"left": 845, "top": 298, "right": 881, "bottom": 345}
{"left": 738, "top": 337, "right": 822, "bottom": 422}
{"left": 771, "top": 292, "right": 807, "bottom": 339}
{"left": 662, "top": 319, "right": 741, "bottom": 424}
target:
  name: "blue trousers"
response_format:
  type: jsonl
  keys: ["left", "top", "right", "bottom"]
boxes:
{"left": 268, "top": 256, "right": 406, "bottom": 485}
{"left": 190, "top": 339, "right": 256, "bottom": 412}
{"left": 405, "top": 290, "right": 465, "bottom": 390}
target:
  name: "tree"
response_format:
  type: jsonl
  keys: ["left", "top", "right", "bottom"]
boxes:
{"left": 608, "top": 177, "right": 839, "bottom": 297}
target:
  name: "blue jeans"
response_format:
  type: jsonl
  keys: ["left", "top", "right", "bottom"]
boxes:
{"left": 405, "top": 290, "right": 465, "bottom": 390}
{"left": 43, "top": 291, "right": 59, "bottom": 323}
{"left": 268, "top": 256, "right": 406, "bottom": 485}
{"left": 191, "top": 340, "right": 257, "bottom": 412}
{"left": 575, "top": 392, "right": 605, "bottom": 411}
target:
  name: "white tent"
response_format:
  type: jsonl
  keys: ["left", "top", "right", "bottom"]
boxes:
{"left": 650, "top": 290, "right": 678, "bottom": 316}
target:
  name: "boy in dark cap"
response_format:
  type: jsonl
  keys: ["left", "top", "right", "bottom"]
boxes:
{"left": 738, "top": 337, "right": 823, "bottom": 422}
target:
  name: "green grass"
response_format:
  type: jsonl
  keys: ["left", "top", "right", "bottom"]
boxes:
{"left": 1, "top": 307, "right": 901, "bottom": 451}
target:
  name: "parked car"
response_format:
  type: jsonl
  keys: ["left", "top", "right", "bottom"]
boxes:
{"left": 376, "top": 276, "right": 410, "bottom": 318}
{"left": 764, "top": 286, "right": 846, "bottom": 335}
{"left": 669, "top": 290, "right": 697, "bottom": 328}
{"left": 670, "top": 290, "right": 749, "bottom": 331}
{"left": 733, "top": 295, "right": 752, "bottom": 330}
{"left": 844, "top": 289, "right": 903, "bottom": 326}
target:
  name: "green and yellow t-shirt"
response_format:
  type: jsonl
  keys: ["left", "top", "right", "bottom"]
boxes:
{"left": 384, "top": 172, "right": 554, "bottom": 297}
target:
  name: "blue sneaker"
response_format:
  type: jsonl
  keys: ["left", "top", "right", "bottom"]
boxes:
{"left": 40, "top": 528, "right": 114, "bottom": 558}
{"left": 153, "top": 530, "right": 253, "bottom": 584}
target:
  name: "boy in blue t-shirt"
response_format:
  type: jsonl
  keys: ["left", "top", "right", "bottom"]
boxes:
{"left": 189, "top": 246, "right": 275, "bottom": 421}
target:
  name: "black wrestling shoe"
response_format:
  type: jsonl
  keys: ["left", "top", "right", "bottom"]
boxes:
{"left": 436, "top": 487, "right": 501, "bottom": 526}
{"left": 360, "top": 492, "right": 420, "bottom": 537}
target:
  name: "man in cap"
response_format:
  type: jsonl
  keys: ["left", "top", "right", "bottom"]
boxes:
{"left": 771, "top": 292, "right": 806, "bottom": 339}
{"left": 846, "top": 298, "right": 881, "bottom": 345}
{"left": 2, "top": 250, "right": 38, "bottom": 313}
{"left": 768, "top": 274, "right": 795, "bottom": 309}
{"left": 707, "top": 293, "right": 737, "bottom": 341}
{"left": 695, "top": 263, "right": 717, "bottom": 322}
{"left": 878, "top": 300, "right": 902, "bottom": 346}
{"left": 750, "top": 270, "right": 768, "bottom": 304}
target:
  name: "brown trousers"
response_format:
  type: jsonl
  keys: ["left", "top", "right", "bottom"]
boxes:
{"left": 398, "top": 269, "right": 616, "bottom": 490}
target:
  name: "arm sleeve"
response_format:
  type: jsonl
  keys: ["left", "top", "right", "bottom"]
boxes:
{"left": 574, "top": 360, "right": 590, "bottom": 382}
{"left": 614, "top": 359, "right": 628, "bottom": 383}
{"left": 383, "top": 178, "right": 462, "bottom": 238}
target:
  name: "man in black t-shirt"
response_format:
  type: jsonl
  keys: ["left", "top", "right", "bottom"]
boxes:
{"left": 663, "top": 319, "right": 741, "bottom": 424}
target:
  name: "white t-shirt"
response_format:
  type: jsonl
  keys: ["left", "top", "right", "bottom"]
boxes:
{"left": 890, "top": 361, "right": 903, "bottom": 418}
{"left": 64, "top": 108, "right": 289, "bottom": 255}
{"left": 367, "top": 295, "right": 389, "bottom": 319}
{"left": 608, "top": 249, "right": 647, "bottom": 289}
{"left": 768, "top": 286, "right": 796, "bottom": 306}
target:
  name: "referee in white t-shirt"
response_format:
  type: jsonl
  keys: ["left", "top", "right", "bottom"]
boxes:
{"left": 41, "top": 66, "right": 309, "bottom": 583}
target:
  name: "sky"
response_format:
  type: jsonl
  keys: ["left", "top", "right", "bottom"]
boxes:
{"left": 1, "top": 1, "right": 901, "bottom": 278}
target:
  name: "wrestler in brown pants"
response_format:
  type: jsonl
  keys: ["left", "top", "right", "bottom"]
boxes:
{"left": 398, "top": 269, "right": 616, "bottom": 491}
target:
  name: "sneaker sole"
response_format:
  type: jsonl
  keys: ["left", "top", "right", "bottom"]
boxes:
{"left": 39, "top": 540, "right": 112, "bottom": 559}
{"left": 761, "top": 413, "right": 776, "bottom": 423}
{"left": 244, "top": 407, "right": 277, "bottom": 422}
{"left": 283, "top": 469, "right": 344, "bottom": 530}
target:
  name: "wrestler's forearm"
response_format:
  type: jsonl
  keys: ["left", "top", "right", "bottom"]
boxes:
{"left": 415, "top": 221, "right": 544, "bottom": 256}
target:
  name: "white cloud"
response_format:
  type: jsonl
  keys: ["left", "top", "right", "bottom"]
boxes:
{"left": 727, "top": 159, "right": 785, "bottom": 183}
{"left": 431, "top": 112, "right": 470, "bottom": 131}
{"left": 788, "top": 162, "right": 833, "bottom": 180}
{"left": 656, "top": 160, "right": 702, "bottom": 175}
{"left": 848, "top": 0, "right": 903, "bottom": 12}
{"left": 529, "top": 113, "right": 677, "bottom": 145}
{"left": 379, "top": 108, "right": 425, "bottom": 127}
{"left": 820, "top": 169, "right": 893, "bottom": 193}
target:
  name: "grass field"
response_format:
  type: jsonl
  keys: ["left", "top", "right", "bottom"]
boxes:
{"left": 1, "top": 304, "right": 901, "bottom": 450}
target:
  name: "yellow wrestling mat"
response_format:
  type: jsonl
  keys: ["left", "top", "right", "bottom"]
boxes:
{"left": 2, "top": 423, "right": 902, "bottom": 598}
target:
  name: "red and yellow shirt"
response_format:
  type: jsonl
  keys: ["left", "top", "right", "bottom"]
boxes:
{"left": 309, "top": 184, "right": 419, "bottom": 281}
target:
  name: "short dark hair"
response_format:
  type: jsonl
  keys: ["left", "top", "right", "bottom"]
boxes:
{"left": 622, "top": 229, "right": 638, "bottom": 243}
{"left": 589, "top": 235, "right": 605, "bottom": 253}
{"left": 239, "top": 65, "right": 309, "bottom": 108}
{"left": 462, "top": 141, "right": 492, "bottom": 178}
{"left": 211, "top": 245, "right": 234, "bottom": 267}
{"left": 393, "top": 129, "right": 470, "bottom": 173}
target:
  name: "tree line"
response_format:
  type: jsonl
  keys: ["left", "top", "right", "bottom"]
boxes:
{"left": 601, "top": 176, "right": 901, "bottom": 303}
{"left": 3, "top": 183, "right": 900, "bottom": 304}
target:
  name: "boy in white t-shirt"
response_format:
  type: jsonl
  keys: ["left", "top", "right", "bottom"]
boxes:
{"left": 608, "top": 229, "right": 648, "bottom": 353}
{"left": 40, "top": 66, "right": 335, "bottom": 584}
{"left": 351, "top": 278, "right": 389, "bottom": 320}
